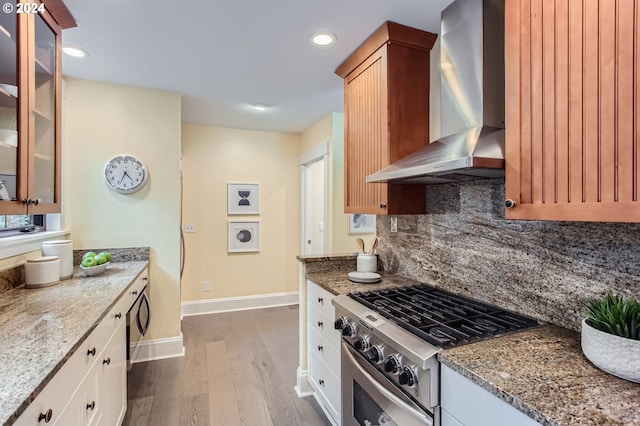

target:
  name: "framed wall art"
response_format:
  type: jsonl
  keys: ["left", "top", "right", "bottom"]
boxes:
{"left": 348, "top": 214, "right": 376, "bottom": 234}
{"left": 227, "top": 182, "right": 260, "bottom": 215}
{"left": 228, "top": 220, "right": 260, "bottom": 253}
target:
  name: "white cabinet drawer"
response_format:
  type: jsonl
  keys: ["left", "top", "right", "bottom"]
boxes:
{"left": 307, "top": 280, "right": 334, "bottom": 319}
{"left": 308, "top": 304, "right": 341, "bottom": 351}
{"left": 308, "top": 325, "right": 340, "bottom": 376}
{"left": 123, "top": 269, "right": 148, "bottom": 309}
{"left": 309, "top": 348, "right": 341, "bottom": 422}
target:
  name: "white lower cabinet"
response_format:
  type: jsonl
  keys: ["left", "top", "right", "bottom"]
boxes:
{"left": 14, "top": 268, "right": 144, "bottom": 426}
{"left": 306, "top": 279, "right": 341, "bottom": 426}
{"left": 441, "top": 364, "right": 540, "bottom": 426}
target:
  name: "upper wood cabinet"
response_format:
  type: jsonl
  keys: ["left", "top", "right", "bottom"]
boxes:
{"left": 0, "top": 1, "right": 75, "bottom": 215}
{"left": 336, "top": 21, "right": 437, "bottom": 215}
{"left": 505, "top": 0, "right": 640, "bottom": 222}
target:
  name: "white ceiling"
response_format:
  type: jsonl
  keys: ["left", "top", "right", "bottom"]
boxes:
{"left": 61, "top": 0, "right": 453, "bottom": 134}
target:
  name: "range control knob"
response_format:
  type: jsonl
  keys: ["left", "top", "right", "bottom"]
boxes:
{"left": 354, "top": 335, "right": 371, "bottom": 352}
{"left": 368, "top": 345, "right": 384, "bottom": 364}
{"left": 334, "top": 316, "right": 348, "bottom": 330}
{"left": 399, "top": 366, "right": 418, "bottom": 387}
{"left": 342, "top": 322, "right": 357, "bottom": 338}
{"left": 384, "top": 355, "right": 402, "bottom": 375}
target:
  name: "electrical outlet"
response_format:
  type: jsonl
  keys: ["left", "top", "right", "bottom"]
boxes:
{"left": 185, "top": 223, "right": 196, "bottom": 233}
{"left": 203, "top": 281, "right": 211, "bottom": 292}
{"left": 391, "top": 217, "right": 398, "bottom": 233}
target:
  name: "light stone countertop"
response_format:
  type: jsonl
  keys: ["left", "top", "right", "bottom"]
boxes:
{"left": 305, "top": 268, "right": 640, "bottom": 426}
{"left": 0, "top": 261, "right": 149, "bottom": 426}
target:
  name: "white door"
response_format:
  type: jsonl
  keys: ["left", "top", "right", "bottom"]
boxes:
{"left": 300, "top": 143, "right": 329, "bottom": 256}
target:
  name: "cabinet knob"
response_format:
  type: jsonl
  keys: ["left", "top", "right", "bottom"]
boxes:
{"left": 317, "top": 345, "right": 323, "bottom": 352}
{"left": 317, "top": 297, "right": 323, "bottom": 304}
{"left": 87, "top": 347, "right": 96, "bottom": 357}
{"left": 33, "top": 198, "right": 40, "bottom": 205}
{"left": 132, "top": 290, "right": 138, "bottom": 296}
{"left": 38, "top": 409, "right": 53, "bottom": 423}
{"left": 103, "top": 357, "right": 111, "bottom": 365}
{"left": 115, "top": 312, "right": 122, "bottom": 319}
{"left": 318, "top": 379, "right": 325, "bottom": 386}
{"left": 86, "top": 401, "right": 96, "bottom": 411}
{"left": 380, "top": 202, "right": 387, "bottom": 208}
{"left": 142, "top": 277, "right": 148, "bottom": 281}
{"left": 505, "top": 199, "right": 517, "bottom": 209}
{"left": 317, "top": 321, "right": 323, "bottom": 328}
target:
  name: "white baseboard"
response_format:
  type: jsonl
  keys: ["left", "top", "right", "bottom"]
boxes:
{"left": 132, "top": 333, "right": 185, "bottom": 363}
{"left": 295, "top": 366, "right": 314, "bottom": 397}
{"left": 181, "top": 291, "right": 299, "bottom": 317}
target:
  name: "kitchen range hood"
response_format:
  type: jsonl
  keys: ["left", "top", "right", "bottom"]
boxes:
{"left": 367, "top": 0, "right": 505, "bottom": 184}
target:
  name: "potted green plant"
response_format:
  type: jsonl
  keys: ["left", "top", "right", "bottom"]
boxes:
{"left": 581, "top": 292, "right": 640, "bottom": 383}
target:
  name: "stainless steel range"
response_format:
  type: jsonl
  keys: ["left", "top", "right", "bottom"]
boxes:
{"left": 332, "top": 284, "right": 541, "bottom": 426}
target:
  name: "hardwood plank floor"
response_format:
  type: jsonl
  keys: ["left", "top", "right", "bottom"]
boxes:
{"left": 122, "top": 305, "right": 332, "bottom": 426}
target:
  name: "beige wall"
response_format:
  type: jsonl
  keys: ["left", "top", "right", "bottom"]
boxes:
{"left": 300, "top": 112, "right": 374, "bottom": 255}
{"left": 63, "top": 78, "right": 182, "bottom": 341}
{"left": 181, "top": 124, "right": 300, "bottom": 301}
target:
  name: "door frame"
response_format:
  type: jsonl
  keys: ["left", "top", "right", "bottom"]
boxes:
{"left": 299, "top": 142, "right": 330, "bottom": 255}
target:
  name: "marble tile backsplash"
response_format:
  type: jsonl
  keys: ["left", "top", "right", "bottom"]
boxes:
{"left": 376, "top": 178, "right": 640, "bottom": 331}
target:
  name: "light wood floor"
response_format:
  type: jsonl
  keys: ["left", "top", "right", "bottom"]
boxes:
{"left": 122, "top": 305, "right": 332, "bottom": 426}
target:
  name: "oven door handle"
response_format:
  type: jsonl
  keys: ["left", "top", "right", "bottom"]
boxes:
{"left": 136, "top": 291, "right": 151, "bottom": 335}
{"left": 344, "top": 344, "right": 433, "bottom": 426}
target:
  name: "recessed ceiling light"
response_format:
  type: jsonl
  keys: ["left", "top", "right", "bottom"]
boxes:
{"left": 251, "top": 102, "right": 268, "bottom": 111}
{"left": 63, "top": 45, "right": 88, "bottom": 58}
{"left": 311, "top": 32, "right": 336, "bottom": 47}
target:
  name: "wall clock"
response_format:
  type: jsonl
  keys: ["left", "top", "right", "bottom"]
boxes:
{"left": 104, "top": 154, "right": 149, "bottom": 194}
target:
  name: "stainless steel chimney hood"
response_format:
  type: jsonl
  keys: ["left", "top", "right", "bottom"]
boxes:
{"left": 367, "top": 0, "right": 505, "bottom": 184}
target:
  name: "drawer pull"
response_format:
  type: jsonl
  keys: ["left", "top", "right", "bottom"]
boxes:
{"left": 317, "top": 345, "right": 323, "bottom": 352}
{"left": 38, "top": 408, "right": 52, "bottom": 423}
{"left": 317, "top": 297, "right": 323, "bottom": 304}
{"left": 86, "top": 401, "right": 96, "bottom": 411}
{"left": 115, "top": 312, "right": 122, "bottom": 319}
{"left": 87, "top": 347, "right": 96, "bottom": 357}
{"left": 103, "top": 357, "right": 111, "bottom": 365}
{"left": 132, "top": 290, "right": 138, "bottom": 296}
{"left": 142, "top": 276, "right": 148, "bottom": 281}
{"left": 318, "top": 379, "right": 325, "bottom": 386}
{"left": 317, "top": 321, "right": 323, "bottom": 328}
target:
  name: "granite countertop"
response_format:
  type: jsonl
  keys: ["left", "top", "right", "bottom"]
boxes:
{"left": 304, "top": 267, "right": 640, "bottom": 426}
{"left": 306, "top": 269, "right": 422, "bottom": 295}
{"left": 0, "top": 261, "right": 149, "bottom": 426}
{"left": 439, "top": 326, "right": 640, "bottom": 426}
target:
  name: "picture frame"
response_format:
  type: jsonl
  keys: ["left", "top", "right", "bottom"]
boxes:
{"left": 228, "top": 220, "right": 260, "bottom": 253}
{"left": 348, "top": 214, "right": 376, "bottom": 234}
{"left": 227, "top": 182, "right": 260, "bottom": 215}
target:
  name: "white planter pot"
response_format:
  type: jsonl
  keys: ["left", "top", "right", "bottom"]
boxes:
{"left": 581, "top": 318, "right": 640, "bottom": 383}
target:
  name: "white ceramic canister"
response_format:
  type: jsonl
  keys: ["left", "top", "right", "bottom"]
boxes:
{"left": 357, "top": 253, "right": 377, "bottom": 273}
{"left": 25, "top": 256, "right": 60, "bottom": 288}
{"left": 41, "top": 240, "right": 73, "bottom": 280}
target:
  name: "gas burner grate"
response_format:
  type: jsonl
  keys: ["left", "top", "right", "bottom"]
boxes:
{"left": 349, "top": 284, "right": 541, "bottom": 348}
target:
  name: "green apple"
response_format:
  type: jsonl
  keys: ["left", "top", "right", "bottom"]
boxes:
{"left": 82, "top": 251, "right": 96, "bottom": 260}
{"left": 94, "top": 254, "right": 107, "bottom": 265}
{"left": 98, "top": 251, "right": 112, "bottom": 262}
{"left": 82, "top": 256, "right": 97, "bottom": 267}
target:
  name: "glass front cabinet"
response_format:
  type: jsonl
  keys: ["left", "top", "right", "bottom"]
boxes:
{"left": 0, "top": 1, "right": 75, "bottom": 215}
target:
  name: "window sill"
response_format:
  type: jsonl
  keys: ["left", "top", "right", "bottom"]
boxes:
{"left": 0, "top": 230, "right": 71, "bottom": 260}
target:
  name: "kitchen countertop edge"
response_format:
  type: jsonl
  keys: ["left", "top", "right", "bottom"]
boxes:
{"left": 1, "top": 261, "right": 149, "bottom": 426}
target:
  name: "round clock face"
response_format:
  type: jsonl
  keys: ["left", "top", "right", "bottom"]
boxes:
{"left": 104, "top": 155, "right": 148, "bottom": 194}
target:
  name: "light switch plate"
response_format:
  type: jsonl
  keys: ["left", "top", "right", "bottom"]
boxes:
{"left": 185, "top": 223, "right": 196, "bottom": 233}
{"left": 391, "top": 217, "right": 398, "bottom": 233}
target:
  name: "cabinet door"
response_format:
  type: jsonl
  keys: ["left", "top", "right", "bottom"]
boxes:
{"left": 505, "top": 0, "right": 640, "bottom": 222}
{"left": 0, "top": 13, "right": 28, "bottom": 214}
{"left": 28, "top": 10, "right": 61, "bottom": 213}
{"left": 344, "top": 46, "right": 390, "bottom": 215}
{"left": 103, "top": 323, "right": 127, "bottom": 426}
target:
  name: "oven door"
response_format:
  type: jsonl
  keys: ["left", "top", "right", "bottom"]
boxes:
{"left": 127, "top": 286, "right": 151, "bottom": 369}
{"left": 342, "top": 341, "right": 435, "bottom": 426}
